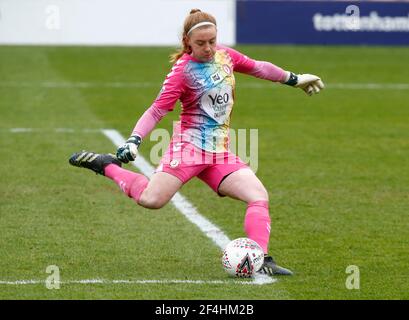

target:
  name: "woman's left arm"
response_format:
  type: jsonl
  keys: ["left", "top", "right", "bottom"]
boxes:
{"left": 223, "top": 45, "right": 324, "bottom": 96}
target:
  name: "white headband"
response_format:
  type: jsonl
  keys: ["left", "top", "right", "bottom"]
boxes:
{"left": 187, "top": 21, "right": 216, "bottom": 35}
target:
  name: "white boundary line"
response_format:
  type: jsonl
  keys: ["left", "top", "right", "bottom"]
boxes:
{"left": 0, "top": 278, "right": 274, "bottom": 286}
{"left": 4, "top": 128, "right": 104, "bottom": 133}
{"left": 1, "top": 80, "right": 408, "bottom": 90}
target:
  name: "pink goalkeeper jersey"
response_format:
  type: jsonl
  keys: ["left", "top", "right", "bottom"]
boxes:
{"left": 132, "top": 45, "right": 287, "bottom": 153}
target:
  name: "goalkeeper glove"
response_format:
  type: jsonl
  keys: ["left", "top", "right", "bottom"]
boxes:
{"left": 284, "top": 72, "right": 324, "bottom": 96}
{"left": 116, "top": 135, "right": 142, "bottom": 163}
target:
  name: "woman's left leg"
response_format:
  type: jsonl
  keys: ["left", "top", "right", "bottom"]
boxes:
{"left": 217, "top": 168, "right": 269, "bottom": 203}
{"left": 216, "top": 167, "right": 293, "bottom": 275}
{"left": 217, "top": 168, "right": 271, "bottom": 254}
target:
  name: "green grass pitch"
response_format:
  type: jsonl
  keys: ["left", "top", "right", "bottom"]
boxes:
{"left": 0, "top": 45, "right": 409, "bottom": 299}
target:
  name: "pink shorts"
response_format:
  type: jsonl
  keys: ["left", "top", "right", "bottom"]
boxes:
{"left": 155, "top": 141, "right": 248, "bottom": 196}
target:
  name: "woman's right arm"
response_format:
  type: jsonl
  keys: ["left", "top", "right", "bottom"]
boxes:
{"left": 131, "top": 104, "right": 171, "bottom": 139}
{"left": 116, "top": 61, "right": 185, "bottom": 163}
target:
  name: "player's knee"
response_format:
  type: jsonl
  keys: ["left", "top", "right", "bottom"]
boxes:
{"left": 259, "top": 189, "right": 269, "bottom": 202}
{"left": 250, "top": 185, "right": 269, "bottom": 203}
{"left": 138, "top": 193, "right": 168, "bottom": 209}
{"left": 147, "top": 201, "right": 166, "bottom": 210}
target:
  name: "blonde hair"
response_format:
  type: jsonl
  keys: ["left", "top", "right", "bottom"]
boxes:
{"left": 170, "top": 9, "right": 217, "bottom": 63}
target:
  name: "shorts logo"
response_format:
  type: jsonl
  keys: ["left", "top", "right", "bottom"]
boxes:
{"left": 170, "top": 159, "right": 179, "bottom": 168}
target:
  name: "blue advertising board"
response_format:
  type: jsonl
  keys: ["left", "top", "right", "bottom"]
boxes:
{"left": 236, "top": 1, "right": 409, "bottom": 45}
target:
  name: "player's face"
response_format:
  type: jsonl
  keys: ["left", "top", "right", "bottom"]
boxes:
{"left": 187, "top": 26, "right": 217, "bottom": 62}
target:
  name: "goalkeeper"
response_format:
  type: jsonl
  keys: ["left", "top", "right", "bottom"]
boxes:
{"left": 69, "top": 9, "right": 324, "bottom": 276}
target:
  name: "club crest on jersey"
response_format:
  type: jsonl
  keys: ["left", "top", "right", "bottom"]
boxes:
{"left": 222, "top": 64, "right": 231, "bottom": 75}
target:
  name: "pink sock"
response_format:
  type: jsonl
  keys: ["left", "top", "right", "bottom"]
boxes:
{"left": 244, "top": 200, "right": 271, "bottom": 254}
{"left": 104, "top": 164, "right": 149, "bottom": 203}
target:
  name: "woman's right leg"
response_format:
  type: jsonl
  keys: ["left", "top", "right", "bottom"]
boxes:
{"left": 138, "top": 172, "right": 183, "bottom": 209}
{"left": 69, "top": 151, "right": 183, "bottom": 209}
{"left": 105, "top": 164, "right": 183, "bottom": 209}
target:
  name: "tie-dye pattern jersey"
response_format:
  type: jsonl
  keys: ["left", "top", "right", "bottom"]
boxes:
{"left": 152, "top": 45, "right": 255, "bottom": 153}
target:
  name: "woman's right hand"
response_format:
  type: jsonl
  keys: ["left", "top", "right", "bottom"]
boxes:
{"left": 116, "top": 135, "right": 142, "bottom": 163}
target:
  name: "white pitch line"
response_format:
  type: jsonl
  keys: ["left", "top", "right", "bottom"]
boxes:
{"left": 1, "top": 80, "right": 408, "bottom": 90}
{"left": 0, "top": 278, "right": 275, "bottom": 285}
{"left": 101, "top": 129, "right": 273, "bottom": 285}
{"left": 0, "top": 81, "right": 158, "bottom": 89}
{"left": 9, "top": 128, "right": 34, "bottom": 133}
{"left": 4, "top": 128, "right": 103, "bottom": 133}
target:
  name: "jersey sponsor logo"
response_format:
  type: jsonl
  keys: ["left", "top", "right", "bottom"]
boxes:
{"left": 208, "top": 92, "right": 229, "bottom": 106}
{"left": 200, "top": 86, "right": 233, "bottom": 124}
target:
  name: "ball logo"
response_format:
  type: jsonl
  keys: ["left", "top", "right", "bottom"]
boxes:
{"left": 200, "top": 87, "right": 233, "bottom": 124}
{"left": 235, "top": 253, "right": 254, "bottom": 278}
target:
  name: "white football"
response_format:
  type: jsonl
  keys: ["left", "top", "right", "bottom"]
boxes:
{"left": 222, "top": 238, "right": 264, "bottom": 278}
